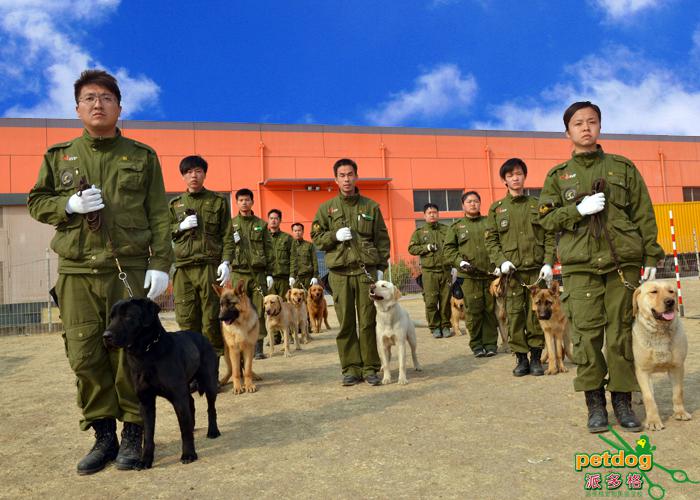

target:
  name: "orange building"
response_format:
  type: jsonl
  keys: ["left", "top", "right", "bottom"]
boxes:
{"left": 1, "top": 117, "right": 699, "bottom": 305}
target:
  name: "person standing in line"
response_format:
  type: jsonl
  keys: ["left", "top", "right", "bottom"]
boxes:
{"left": 289, "top": 222, "right": 319, "bottom": 289}
{"left": 266, "top": 209, "right": 294, "bottom": 300}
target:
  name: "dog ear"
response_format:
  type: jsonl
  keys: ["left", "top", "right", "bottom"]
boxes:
{"left": 285, "top": 289, "right": 292, "bottom": 301}
{"left": 393, "top": 286, "right": 402, "bottom": 300}
{"left": 550, "top": 280, "right": 560, "bottom": 296}
{"left": 632, "top": 286, "right": 641, "bottom": 317}
{"left": 235, "top": 279, "right": 245, "bottom": 295}
{"left": 529, "top": 285, "right": 539, "bottom": 297}
{"left": 212, "top": 283, "right": 224, "bottom": 297}
{"left": 142, "top": 298, "right": 161, "bottom": 326}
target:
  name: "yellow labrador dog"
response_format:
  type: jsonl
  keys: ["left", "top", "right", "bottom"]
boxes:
{"left": 369, "top": 280, "right": 422, "bottom": 385}
{"left": 632, "top": 280, "right": 691, "bottom": 430}
{"left": 263, "top": 294, "right": 297, "bottom": 358}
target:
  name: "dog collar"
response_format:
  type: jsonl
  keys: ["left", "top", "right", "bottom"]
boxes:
{"left": 144, "top": 330, "right": 162, "bottom": 352}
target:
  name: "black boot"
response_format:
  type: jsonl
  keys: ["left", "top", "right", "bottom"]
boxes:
{"left": 611, "top": 392, "right": 643, "bottom": 432}
{"left": 76, "top": 418, "right": 119, "bottom": 475}
{"left": 115, "top": 422, "right": 143, "bottom": 470}
{"left": 584, "top": 388, "right": 609, "bottom": 433}
{"left": 529, "top": 348, "right": 544, "bottom": 376}
{"left": 254, "top": 339, "right": 267, "bottom": 360}
{"left": 513, "top": 352, "right": 530, "bottom": 377}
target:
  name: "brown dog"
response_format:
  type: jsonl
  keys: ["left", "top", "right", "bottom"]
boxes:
{"left": 488, "top": 276, "right": 510, "bottom": 353}
{"left": 307, "top": 284, "right": 331, "bottom": 333}
{"left": 213, "top": 280, "right": 260, "bottom": 394}
{"left": 288, "top": 287, "right": 311, "bottom": 344}
{"left": 632, "top": 280, "right": 690, "bottom": 430}
{"left": 450, "top": 296, "right": 468, "bottom": 336}
{"left": 531, "top": 281, "right": 573, "bottom": 375}
{"left": 263, "top": 294, "right": 297, "bottom": 358}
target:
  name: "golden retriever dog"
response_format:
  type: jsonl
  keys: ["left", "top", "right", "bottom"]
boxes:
{"left": 369, "top": 280, "right": 422, "bottom": 385}
{"left": 307, "top": 284, "right": 331, "bottom": 333}
{"left": 632, "top": 280, "right": 691, "bottom": 430}
{"left": 263, "top": 294, "right": 298, "bottom": 358}
{"left": 488, "top": 276, "right": 510, "bottom": 353}
{"left": 288, "top": 287, "right": 311, "bottom": 344}
{"left": 450, "top": 296, "right": 468, "bottom": 336}
{"left": 531, "top": 281, "right": 573, "bottom": 375}
{"left": 213, "top": 280, "right": 260, "bottom": 394}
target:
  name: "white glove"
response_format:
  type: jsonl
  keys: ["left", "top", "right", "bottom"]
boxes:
{"left": 179, "top": 214, "right": 198, "bottom": 231}
{"left": 642, "top": 266, "right": 657, "bottom": 281}
{"left": 459, "top": 260, "right": 472, "bottom": 272}
{"left": 216, "top": 261, "right": 230, "bottom": 286}
{"left": 65, "top": 185, "right": 104, "bottom": 214}
{"left": 144, "top": 270, "right": 169, "bottom": 300}
{"left": 310, "top": 277, "right": 319, "bottom": 286}
{"left": 539, "top": 264, "right": 553, "bottom": 285}
{"left": 493, "top": 267, "right": 502, "bottom": 277}
{"left": 335, "top": 227, "right": 352, "bottom": 241}
{"left": 289, "top": 277, "right": 296, "bottom": 287}
{"left": 500, "top": 261, "right": 516, "bottom": 274}
{"left": 376, "top": 270, "right": 384, "bottom": 281}
{"left": 233, "top": 231, "right": 241, "bottom": 243}
{"left": 266, "top": 275, "right": 274, "bottom": 289}
{"left": 427, "top": 243, "right": 438, "bottom": 252}
{"left": 576, "top": 193, "right": 606, "bottom": 216}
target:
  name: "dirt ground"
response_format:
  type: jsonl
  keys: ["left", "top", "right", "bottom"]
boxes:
{"left": 1, "top": 279, "right": 700, "bottom": 499}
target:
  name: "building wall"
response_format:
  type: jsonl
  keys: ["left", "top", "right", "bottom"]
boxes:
{"left": 1, "top": 118, "right": 699, "bottom": 303}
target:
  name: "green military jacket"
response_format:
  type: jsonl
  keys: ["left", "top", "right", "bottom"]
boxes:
{"left": 538, "top": 146, "right": 665, "bottom": 274}
{"left": 169, "top": 188, "right": 234, "bottom": 268}
{"left": 443, "top": 215, "right": 495, "bottom": 279}
{"left": 485, "top": 193, "right": 556, "bottom": 271}
{"left": 311, "top": 191, "right": 390, "bottom": 275}
{"left": 230, "top": 213, "right": 272, "bottom": 273}
{"left": 27, "top": 129, "right": 173, "bottom": 274}
{"left": 408, "top": 222, "right": 450, "bottom": 271}
{"left": 268, "top": 230, "right": 293, "bottom": 277}
{"left": 290, "top": 239, "right": 319, "bottom": 279}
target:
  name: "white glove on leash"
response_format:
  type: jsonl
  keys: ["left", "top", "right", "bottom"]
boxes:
{"left": 500, "top": 261, "right": 516, "bottom": 274}
{"left": 576, "top": 193, "right": 605, "bottom": 216}
{"left": 266, "top": 275, "right": 274, "bottom": 289}
{"left": 216, "top": 261, "right": 230, "bottom": 286}
{"left": 493, "top": 267, "right": 502, "bottom": 277}
{"left": 179, "top": 214, "right": 198, "bottom": 231}
{"left": 289, "top": 277, "right": 296, "bottom": 287}
{"left": 66, "top": 185, "right": 104, "bottom": 214}
{"left": 642, "top": 266, "right": 657, "bottom": 281}
{"left": 144, "top": 270, "right": 169, "bottom": 300}
{"left": 376, "top": 270, "right": 384, "bottom": 281}
{"left": 335, "top": 227, "right": 352, "bottom": 241}
{"left": 427, "top": 243, "right": 438, "bottom": 252}
{"left": 310, "top": 277, "right": 319, "bottom": 286}
{"left": 539, "top": 264, "right": 553, "bottom": 285}
{"left": 459, "top": 261, "right": 471, "bottom": 272}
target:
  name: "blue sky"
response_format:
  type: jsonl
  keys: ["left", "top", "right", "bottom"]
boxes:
{"left": 1, "top": 0, "right": 699, "bottom": 134}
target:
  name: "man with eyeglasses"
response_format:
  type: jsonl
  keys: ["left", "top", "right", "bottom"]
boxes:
{"left": 444, "top": 191, "right": 499, "bottom": 358}
{"left": 28, "top": 69, "right": 173, "bottom": 475}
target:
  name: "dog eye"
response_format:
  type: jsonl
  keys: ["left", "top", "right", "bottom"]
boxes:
{"left": 650, "top": 290, "right": 657, "bottom": 294}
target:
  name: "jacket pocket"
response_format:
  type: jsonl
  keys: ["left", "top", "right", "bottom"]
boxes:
{"left": 117, "top": 163, "right": 145, "bottom": 191}
{"left": 112, "top": 212, "right": 151, "bottom": 256}
{"left": 568, "top": 287, "right": 605, "bottom": 330}
{"left": 51, "top": 216, "right": 84, "bottom": 259}
{"left": 558, "top": 227, "right": 589, "bottom": 265}
{"left": 609, "top": 218, "right": 643, "bottom": 262}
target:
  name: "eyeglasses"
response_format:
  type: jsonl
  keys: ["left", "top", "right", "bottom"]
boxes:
{"left": 78, "top": 94, "right": 118, "bottom": 106}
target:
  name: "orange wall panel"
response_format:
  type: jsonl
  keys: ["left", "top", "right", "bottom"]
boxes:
{"left": 600, "top": 139, "right": 661, "bottom": 161}
{"left": 680, "top": 161, "right": 700, "bottom": 185}
{"left": 635, "top": 160, "right": 662, "bottom": 187}
{"left": 487, "top": 137, "right": 536, "bottom": 160}
{"left": 323, "top": 132, "right": 382, "bottom": 158}
{"left": 46, "top": 127, "right": 82, "bottom": 147}
{"left": 230, "top": 156, "right": 262, "bottom": 189}
{"left": 0, "top": 156, "right": 9, "bottom": 190}
{"left": 411, "top": 158, "right": 464, "bottom": 189}
{"left": 355, "top": 157, "right": 384, "bottom": 178}
{"left": 261, "top": 131, "right": 325, "bottom": 157}
{"left": 533, "top": 137, "right": 571, "bottom": 160}
{"left": 385, "top": 158, "right": 412, "bottom": 189}
{"left": 295, "top": 157, "right": 333, "bottom": 179}
{"left": 522, "top": 158, "right": 556, "bottom": 187}
{"left": 383, "top": 134, "right": 437, "bottom": 158}
{"left": 289, "top": 189, "right": 338, "bottom": 223}
{"left": 160, "top": 156, "right": 185, "bottom": 192}
{"left": 435, "top": 135, "right": 486, "bottom": 158}
{"left": 125, "top": 128, "right": 195, "bottom": 156}
{"left": 195, "top": 130, "right": 260, "bottom": 156}
{"left": 0, "top": 127, "right": 46, "bottom": 155}
{"left": 10, "top": 156, "right": 43, "bottom": 193}
{"left": 389, "top": 189, "right": 416, "bottom": 219}
{"left": 265, "top": 156, "right": 295, "bottom": 179}
{"left": 661, "top": 141, "right": 698, "bottom": 161}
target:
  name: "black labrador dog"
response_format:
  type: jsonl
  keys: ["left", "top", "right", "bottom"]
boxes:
{"left": 103, "top": 298, "right": 220, "bottom": 468}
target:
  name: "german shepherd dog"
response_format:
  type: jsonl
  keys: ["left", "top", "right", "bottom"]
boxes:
{"left": 103, "top": 298, "right": 220, "bottom": 468}
{"left": 488, "top": 276, "right": 510, "bottom": 353}
{"left": 530, "top": 281, "right": 573, "bottom": 375}
{"left": 213, "top": 280, "right": 260, "bottom": 394}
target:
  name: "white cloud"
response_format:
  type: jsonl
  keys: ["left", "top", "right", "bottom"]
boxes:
{"left": 366, "top": 64, "right": 477, "bottom": 126}
{"left": 591, "top": 0, "right": 663, "bottom": 20}
{"left": 476, "top": 47, "right": 700, "bottom": 135}
{"left": 0, "top": 0, "right": 159, "bottom": 118}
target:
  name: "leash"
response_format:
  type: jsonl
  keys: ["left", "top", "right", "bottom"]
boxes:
{"left": 338, "top": 205, "right": 377, "bottom": 284}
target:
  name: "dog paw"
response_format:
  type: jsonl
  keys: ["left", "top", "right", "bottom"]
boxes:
{"left": 233, "top": 383, "right": 243, "bottom": 395}
{"left": 382, "top": 376, "right": 391, "bottom": 385}
{"left": 673, "top": 410, "right": 692, "bottom": 421}
{"left": 181, "top": 452, "right": 198, "bottom": 464}
{"left": 207, "top": 428, "right": 221, "bottom": 439}
{"left": 545, "top": 368, "right": 556, "bottom": 375}
{"left": 284, "top": 351, "right": 292, "bottom": 358}
{"left": 645, "top": 419, "right": 665, "bottom": 431}
{"left": 397, "top": 377, "right": 408, "bottom": 385}
{"left": 414, "top": 365, "right": 423, "bottom": 372}
{"left": 245, "top": 383, "right": 257, "bottom": 393}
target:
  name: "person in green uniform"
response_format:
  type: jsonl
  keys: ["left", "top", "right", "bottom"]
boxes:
{"left": 408, "top": 203, "right": 452, "bottom": 339}
{"left": 538, "top": 101, "right": 664, "bottom": 433}
{"left": 444, "top": 191, "right": 499, "bottom": 358}
{"left": 169, "top": 155, "right": 233, "bottom": 358}
{"left": 485, "top": 158, "right": 556, "bottom": 376}
{"left": 230, "top": 188, "right": 274, "bottom": 360}
{"left": 27, "top": 70, "right": 173, "bottom": 475}
{"left": 289, "top": 222, "right": 319, "bottom": 289}
{"left": 311, "top": 158, "right": 390, "bottom": 386}
{"left": 267, "top": 209, "right": 293, "bottom": 299}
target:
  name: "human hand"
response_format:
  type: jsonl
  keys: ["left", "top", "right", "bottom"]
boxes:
{"left": 427, "top": 243, "right": 438, "bottom": 252}
{"left": 576, "top": 193, "right": 605, "bottom": 216}
{"left": 216, "top": 261, "right": 230, "bottom": 286}
{"left": 310, "top": 277, "right": 319, "bottom": 286}
{"left": 459, "top": 260, "right": 472, "bottom": 272}
{"left": 144, "top": 270, "right": 169, "bottom": 300}
{"left": 266, "top": 275, "right": 274, "bottom": 289}
{"left": 289, "top": 277, "right": 296, "bottom": 287}
{"left": 66, "top": 185, "right": 104, "bottom": 214}
{"left": 642, "top": 266, "right": 657, "bottom": 281}
{"left": 376, "top": 270, "right": 384, "bottom": 281}
{"left": 500, "top": 261, "right": 516, "bottom": 274}
{"left": 538, "top": 264, "right": 553, "bottom": 285}
{"left": 179, "top": 214, "right": 198, "bottom": 231}
{"left": 335, "top": 227, "right": 352, "bottom": 241}
{"left": 493, "top": 267, "right": 502, "bottom": 277}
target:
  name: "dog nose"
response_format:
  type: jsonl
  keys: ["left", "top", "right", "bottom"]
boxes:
{"left": 665, "top": 298, "right": 675, "bottom": 308}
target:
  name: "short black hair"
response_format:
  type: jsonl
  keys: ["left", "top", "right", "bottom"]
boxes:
{"left": 563, "top": 101, "right": 601, "bottom": 131}
{"left": 74, "top": 69, "right": 121, "bottom": 105}
{"left": 461, "top": 191, "right": 481, "bottom": 203}
{"left": 499, "top": 158, "right": 528, "bottom": 180}
{"left": 423, "top": 203, "right": 439, "bottom": 212}
{"left": 235, "top": 188, "right": 254, "bottom": 200}
{"left": 179, "top": 155, "right": 208, "bottom": 175}
{"left": 333, "top": 158, "right": 358, "bottom": 176}
{"left": 291, "top": 222, "right": 304, "bottom": 231}
{"left": 268, "top": 209, "right": 282, "bottom": 219}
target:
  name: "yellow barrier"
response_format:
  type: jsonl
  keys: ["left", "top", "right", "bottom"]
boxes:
{"left": 653, "top": 202, "right": 700, "bottom": 254}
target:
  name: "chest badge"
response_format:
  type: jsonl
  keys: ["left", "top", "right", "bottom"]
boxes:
{"left": 60, "top": 170, "right": 74, "bottom": 187}
{"left": 564, "top": 188, "right": 577, "bottom": 201}
{"left": 500, "top": 219, "right": 509, "bottom": 228}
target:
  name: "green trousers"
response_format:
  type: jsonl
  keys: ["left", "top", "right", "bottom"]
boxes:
{"left": 56, "top": 269, "right": 145, "bottom": 431}
{"left": 505, "top": 268, "right": 545, "bottom": 353}
{"left": 562, "top": 267, "right": 640, "bottom": 393}
{"left": 460, "top": 277, "right": 499, "bottom": 352}
{"left": 173, "top": 263, "right": 223, "bottom": 355}
{"left": 231, "top": 270, "right": 268, "bottom": 340}
{"left": 269, "top": 275, "right": 290, "bottom": 300}
{"left": 421, "top": 268, "right": 452, "bottom": 330}
{"left": 329, "top": 271, "right": 381, "bottom": 377}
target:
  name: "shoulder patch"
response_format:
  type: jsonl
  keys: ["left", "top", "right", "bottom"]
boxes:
{"left": 608, "top": 154, "right": 635, "bottom": 168}
{"left": 131, "top": 140, "right": 156, "bottom": 154}
{"left": 169, "top": 195, "right": 182, "bottom": 205}
{"left": 47, "top": 140, "right": 73, "bottom": 151}
{"left": 546, "top": 161, "right": 569, "bottom": 177}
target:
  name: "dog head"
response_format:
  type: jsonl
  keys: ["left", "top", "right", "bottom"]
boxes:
{"left": 263, "top": 294, "right": 283, "bottom": 317}
{"left": 633, "top": 280, "right": 677, "bottom": 323}
{"left": 369, "top": 280, "right": 401, "bottom": 303}
{"left": 103, "top": 298, "right": 162, "bottom": 353}
{"left": 308, "top": 284, "right": 324, "bottom": 302}
{"left": 451, "top": 296, "right": 465, "bottom": 311}
{"left": 530, "top": 281, "right": 560, "bottom": 320}
{"left": 289, "top": 288, "right": 306, "bottom": 306}
{"left": 213, "top": 279, "right": 248, "bottom": 325}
